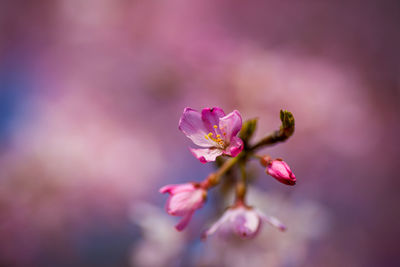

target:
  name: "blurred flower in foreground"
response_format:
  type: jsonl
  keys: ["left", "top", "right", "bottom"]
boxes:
{"left": 203, "top": 204, "right": 285, "bottom": 240}
{"left": 130, "top": 203, "right": 185, "bottom": 267}
{"left": 159, "top": 183, "right": 207, "bottom": 231}
{"left": 179, "top": 107, "right": 243, "bottom": 163}
{"left": 196, "top": 189, "right": 329, "bottom": 267}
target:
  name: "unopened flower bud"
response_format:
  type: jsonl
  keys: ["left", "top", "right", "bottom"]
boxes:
{"left": 265, "top": 158, "right": 296, "bottom": 186}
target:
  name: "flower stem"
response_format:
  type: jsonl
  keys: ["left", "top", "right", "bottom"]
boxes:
{"left": 235, "top": 161, "right": 247, "bottom": 204}
{"left": 249, "top": 129, "right": 291, "bottom": 151}
{"left": 248, "top": 109, "right": 295, "bottom": 151}
{"left": 202, "top": 156, "right": 240, "bottom": 189}
{"left": 216, "top": 156, "right": 240, "bottom": 177}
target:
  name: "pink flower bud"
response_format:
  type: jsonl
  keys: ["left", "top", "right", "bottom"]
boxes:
{"left": 265, "top": 159, "right": 296, "bottom": 185}
{"left": 203, "top": 205, "right": 286, "bottom": 240}
{"left": 159, "top": 183, "right": 207, "bottom": 231}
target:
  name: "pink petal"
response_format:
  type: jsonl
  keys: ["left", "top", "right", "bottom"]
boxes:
{"left": 175, "top": 211, "right": 194, "bottom": 231}
{"left": 167, "top": 189, "right": 204, "bottom": 216}
{"left": 202, "top": 209, "right": 233, "bottom": 239}
{"left": 201, "top": 107, "right": 225, "bottom": 134}
{"left": 219, "top": 110, "right": 242, "bottom": 140}
{"left": 190, "top": 147, "right": 223, "bottom": 163}
{"left": 179, "top": 108, "right": 215, "bottom": 147}
{"left": 233, "top": 208, "right": 261, "bottom": 239}
{"left": 256, "top": 210, "right": 286, "bottom": 231}
{"left": 269, "top": 161, "right": 289, "bottom": 177}
{"left": 224, "top": 136, "right": 243, "bottom": 157}
{"left": 159, "top": 183, "right": 195, "bottom": 194}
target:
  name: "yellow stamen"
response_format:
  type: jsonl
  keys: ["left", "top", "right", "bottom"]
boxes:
{"left": 213, "top": 125, "right": 218, "bottom": 129}
{"left": 203, "top": 129, "right": 225, "bottom": 147}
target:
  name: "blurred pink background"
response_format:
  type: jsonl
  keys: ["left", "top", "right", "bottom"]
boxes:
{"left": 0, "top": 1, "right": 399, "bottom": 266}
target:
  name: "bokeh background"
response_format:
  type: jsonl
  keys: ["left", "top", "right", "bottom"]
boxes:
{"left": 0, "top": 0, "right": 399, "bottom": 266}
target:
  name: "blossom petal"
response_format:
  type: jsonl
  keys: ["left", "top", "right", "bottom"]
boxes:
{"left": 190, "top": 147, "right": 223, "bottom": 163}
{"left": 233, "top": 208, "right": 261, "bottom": 239}
{"left": 159, "top": 183, "right": 195, "bottom": 194}
{"left": 201, "top": 107, "right": 225, "bottom": 134}
{"left": 219, "top": 110, "right": 242, "bottom": 140}
{"left": 167, "top": 189, "right": 204, "bottom": 216}
{"left": 179, "top": 108, "right": 215, "bottom": 147}
{"left": 175, "top": 211, "right": 194, "bottom": 231}
{"left": 224, "top": 136, "right": 243, "bottom": 157}
{"left": 256, "top": 210, "right": 286, "bottom": 231}
{"left": 202, "top": 208, "right": 232, "bottom": 239}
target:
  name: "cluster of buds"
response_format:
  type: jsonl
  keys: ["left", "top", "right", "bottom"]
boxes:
{"left": 160, "top": 107, "right": 296, "bottom": 239}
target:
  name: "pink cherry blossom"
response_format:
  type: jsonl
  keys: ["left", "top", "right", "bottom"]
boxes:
{"left": 178, "top": 107, "right": 244, "bottom": 163}
{"left": 203, "top": 205, "right": 286, "bottom": 239}
{"left": 159, "top": 183, "right": 206, "bottom": 231}
{"left": 265, "top": 159, "right": 296, "bottom": 186}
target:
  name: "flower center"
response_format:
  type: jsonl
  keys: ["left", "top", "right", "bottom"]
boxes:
{"left": 204, "top": 125, "right": 227, "bottom": 148}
